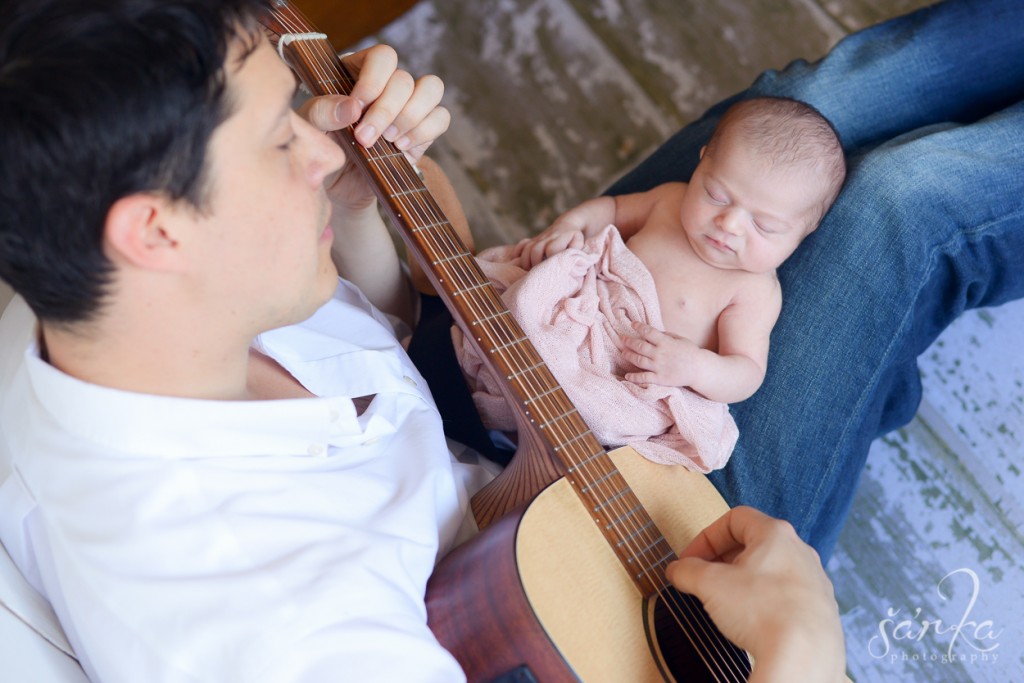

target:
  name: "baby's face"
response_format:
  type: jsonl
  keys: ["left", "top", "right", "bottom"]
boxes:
{"left": 679, "top": 133, "right": 828, "bottom": 274}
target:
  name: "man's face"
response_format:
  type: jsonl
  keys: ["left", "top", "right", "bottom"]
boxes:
{"left": 679, "top": 131, "right": 825, "bottom": 274}
{"left": 181, "top": 31, "right": 346, "bottom": 333}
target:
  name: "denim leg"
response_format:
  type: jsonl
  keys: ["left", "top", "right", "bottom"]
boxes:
{"left": 605, "top": 0, "right": 1024, "bottom": 558}
{"left": 719, "top": 104, "right": 1024, "bottom": 559}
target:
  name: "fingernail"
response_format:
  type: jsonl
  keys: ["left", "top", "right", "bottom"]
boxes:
{"left": 357, "top": 124, "right": 376, "bottom": 145}
{"left": 383, "top": 125, "right": 399, "bottom": 141}
{"left": 394, "top": 135, "right": 411, "bottom": 150}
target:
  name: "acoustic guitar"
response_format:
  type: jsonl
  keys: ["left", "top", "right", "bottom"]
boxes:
{"left": 261, "top": 4, "right": 751, "bottom": 681}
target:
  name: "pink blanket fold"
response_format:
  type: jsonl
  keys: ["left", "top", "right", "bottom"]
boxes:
{"left": 452, "top": 225, "right": 737, "bottom": 472}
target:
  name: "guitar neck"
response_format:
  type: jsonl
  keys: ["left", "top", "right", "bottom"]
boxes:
{"left": 262, "top": 2, "right": 677, "bottom": 597}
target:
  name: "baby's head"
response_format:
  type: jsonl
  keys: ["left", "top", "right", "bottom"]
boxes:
{"left": 681, "top": 97, "right": 845, "bottom": 274}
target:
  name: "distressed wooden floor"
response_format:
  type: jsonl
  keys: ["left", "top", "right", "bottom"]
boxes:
{"left": 1, "top": 1, "right": 1018, "bottom": 680}
{"left": 360, "top": 1, "right": 1022, "bottom": 681}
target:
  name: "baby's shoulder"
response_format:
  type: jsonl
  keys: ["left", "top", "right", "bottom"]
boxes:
{"left": 730, "top": 270, "right": 781, "bottom": 309}
{"left": 650, "top": 181, "right": 687, "bottom": 201}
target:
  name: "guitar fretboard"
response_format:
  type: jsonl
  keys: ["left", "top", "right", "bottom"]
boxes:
{"left": 264, "top": 7, "right": 677, "bottom": 598}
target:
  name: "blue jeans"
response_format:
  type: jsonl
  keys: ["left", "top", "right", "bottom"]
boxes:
{"left": 606, "top": 0, "right": 1024, "bottom": 560}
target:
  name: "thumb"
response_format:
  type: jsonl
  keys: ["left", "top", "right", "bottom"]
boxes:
{"left": 300, "top": 95, "right": 364, "bottom": 133}
{"left": 665, "top": 555, "right": 734, "bottom": 600}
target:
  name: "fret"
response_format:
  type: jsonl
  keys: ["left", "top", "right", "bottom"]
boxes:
{"left": 566, "top": 448, "right": 606, "bottom": 473}
{"left": 538, "top": 406, "right": 579, "bottom": 429}
{"left": 522, "top": 383, "right": 559, "bottom": 403}
{"left": 632, "top": 550, "right": 677, "bottom": 581}
{"left": 451, "top": 281, "right": 490, "bottom": 298}
{"left": 580, "top": 467, "right": 620, "bottom": 493}
{"left": 592, "top": 487, "right": 629, "bottom": 512}
{"left": 629, "top": 535, "right": 669, "bottom": 563}
{"left": 366, "top": 150, "right": 408, "bottom": 162}
{"left": 552, "top": 429, "right": 594, "bottom": 452}
{"left": 653, "top": 549, "right": 676, "bottom": 569}
{"left": 410, "top": 220, "right": 450, "bottom": 234}
{"left": 490, "top": 334, "right": 529, "bottom": 353}
{"left": 477, "top": 320, "right": 531, "bottom": 346}
{"left": 434, "top": 256, "right": 477, "bottom": 279}
{"left": 473, "top": 309, "right": 514, "bottom": 328}
{"left": 616, "top": 519, "right": 656, "bottom": 547}
{"left": 605, "top": 503, "right": 642, "bottom": 530}
{"left": 314, "top": 76, "right": 344, "bottom": 89}
{"left": 387, "top": 187, "right": 430, "bottom": 199}
{"left": 433, "top": 252, "right": 473, "bottom": 267}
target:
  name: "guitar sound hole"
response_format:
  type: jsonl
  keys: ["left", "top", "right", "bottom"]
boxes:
{"left": 646, "top": 587, "right": 752, "bottom": 682}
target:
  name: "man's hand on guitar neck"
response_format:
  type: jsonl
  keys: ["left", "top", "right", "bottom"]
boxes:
{"left": 298, "top": 43, "right": 451, "bottom": 328}
{"left": 666, "top": 506, "right": 847, "bottom": 683}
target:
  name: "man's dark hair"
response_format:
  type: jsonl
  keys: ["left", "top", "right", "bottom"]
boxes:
{"left": 0, "top": 0, "right": 265, "bottom": 324}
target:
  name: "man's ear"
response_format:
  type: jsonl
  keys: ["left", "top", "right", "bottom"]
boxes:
{"left": 104, "top": 194, "right": 185, "bottom": 271}
{"left": 699, "top": 145, "right": 707, "bottom": 160}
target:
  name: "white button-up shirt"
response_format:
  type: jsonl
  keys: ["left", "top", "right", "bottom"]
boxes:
{"left": 0, "top": 281, "right": 485, "bottom": 682}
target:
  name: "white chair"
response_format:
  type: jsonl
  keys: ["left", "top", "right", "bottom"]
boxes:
{"left": 1, "top": 291, "right": 87, "bottom": 681}
{"left": 0, "top": 539, "right": 88, "bottom": 682}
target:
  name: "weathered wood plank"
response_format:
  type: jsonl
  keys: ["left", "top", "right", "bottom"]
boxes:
{"left": 816, "top": 0, "right": 940, "bottom": 32}
{"left": 828, "top": 301, "right": 1024, "bottom": 681}
{"left": 376, "top": 0, "right": 678, "bottom": 247}
{"left": 563, "top": 0, "right": 845, "bottom": 124}
{"left": 830, "top": 403, "right": 1024, "bottom": 681}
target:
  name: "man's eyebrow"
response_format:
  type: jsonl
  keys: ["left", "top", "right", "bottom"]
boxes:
{"left": 264, "top": 77, "right": 300, "bottom": 138}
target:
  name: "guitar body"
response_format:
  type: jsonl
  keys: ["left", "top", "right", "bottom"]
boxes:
{"left": 427, "top": 447, "right": 735, "bottom": 683}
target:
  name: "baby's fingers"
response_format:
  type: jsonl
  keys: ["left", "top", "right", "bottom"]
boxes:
{"left": 630, "top": 320, "right": 670, "bottom": 343}
{"left": 624, "top": 370, "right": 658, "bottom": 385}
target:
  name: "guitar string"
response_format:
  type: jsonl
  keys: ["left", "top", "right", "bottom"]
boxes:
{"left": 279, "top": 19, "right": 748, "bottom": 683}
{"left": 287, "top": 26, "right": 748, "bottom": 682}
{"left": 272, "top": 8, "right": 747, "bottom": 681}
{"left": 307, "top": 39, "right": 573, "bottom": 461}
{"left": 260, "top": 19, "right": 725, "bottom": 678}
{"left": 289, "top": 32, "right": 592, "bottom": 519}
{"left": 299, "top": 40, "right": 552, "bottom": 413}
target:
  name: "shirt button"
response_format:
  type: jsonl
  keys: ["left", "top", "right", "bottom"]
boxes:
{"left": 362, "top": 436, "right": 380, "bottom": 446}
{"left": 307, "top": 444, "right": 326, "bottom": 457}
{"left": 402, "top": 375, "right": 417, "bottom": 387}
{"left": 328, "top": 410, "right": 340, "bottom": 422}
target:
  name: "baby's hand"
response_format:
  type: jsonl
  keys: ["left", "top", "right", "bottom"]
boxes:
{"left": 622, "top": 321, "right": 700, "bottom": 387}
{"left": 512, "top": 228, "right": 585, "bottom": 270}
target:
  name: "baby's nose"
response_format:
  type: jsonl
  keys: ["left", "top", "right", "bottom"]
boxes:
{"left": 718, "top": 208, "right": 746, "bottom": 235}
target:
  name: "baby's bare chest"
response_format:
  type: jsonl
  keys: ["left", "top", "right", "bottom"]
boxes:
{"left": 630, "top": 239, "right": 746, "bottom": 350}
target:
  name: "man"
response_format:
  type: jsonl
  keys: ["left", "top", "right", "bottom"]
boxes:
{"left": 0, "top": 0, "right": 844, "bottom": 680}
{"left": 0, "top": 0, "right": 476, "bottom": 679}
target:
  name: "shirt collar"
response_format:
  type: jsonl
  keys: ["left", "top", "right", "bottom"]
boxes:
{"left": 23, "top": 339, "right": 395, "bottom": 460}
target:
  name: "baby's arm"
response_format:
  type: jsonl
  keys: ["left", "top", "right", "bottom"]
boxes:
{"left": 515, "top": 186, "right": 676, "bottom": 269}
{"left": 622, "top": 279, "right": 781, "bottom": 403}
{"left": 514, "top": 196, "right": 615, "bottom": 269}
